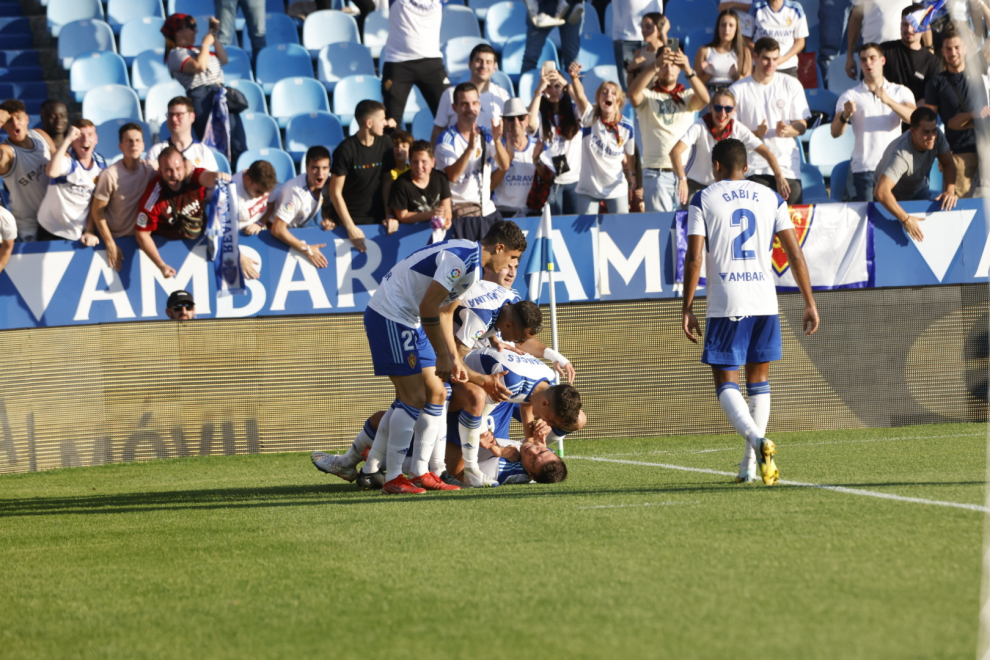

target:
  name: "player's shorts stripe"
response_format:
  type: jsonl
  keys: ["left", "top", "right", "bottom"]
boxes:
{"left": 387, "top": 320, "right": 401, "bottom": 363}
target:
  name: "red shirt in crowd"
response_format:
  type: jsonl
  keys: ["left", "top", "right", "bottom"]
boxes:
{"left": 135, "top": 168, "right": 209, "bottom": 240}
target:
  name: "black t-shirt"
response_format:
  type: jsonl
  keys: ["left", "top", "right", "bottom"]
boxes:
{"left": 924, "top": 68, "right": 987, "bottom": 154}
{"left": 389, "top": 169, "right": 451, "bottom": 217}
{"left": 881, "top": 39, "right": 942, "bottom": 103}
{"left": 328, "top": 134, "right": 395, "bottom": 224}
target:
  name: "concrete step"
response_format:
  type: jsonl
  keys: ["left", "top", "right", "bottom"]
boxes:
{"left": 0, "top": 49, "right": 39, "bottom": 67}
{"left": 0, "top": 66, "right": 43, "bottom": 82}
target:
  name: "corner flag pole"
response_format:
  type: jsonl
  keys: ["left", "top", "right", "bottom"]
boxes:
{"left": 545, "top": 207, "right": 563, "bottom": 458}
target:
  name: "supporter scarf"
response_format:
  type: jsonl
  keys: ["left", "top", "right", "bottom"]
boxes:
{"left": 653, "top": 82, "right": 686, "bottom": 105}
{"left": 599, "top": 115, "right": 624, "bottom": 145}
{"left": 206, "top": 180, "right": 245, "bottom": 298}
{"left": 202, "top": 87, "right": 231, "bottom": 161}
{"left": 703, "top": 114, "right": 734, "bottom": 141}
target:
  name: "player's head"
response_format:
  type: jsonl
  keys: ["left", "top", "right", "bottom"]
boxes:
{"left": 483, "top": 261, "right": 516, "bottom": 288}
{"left": 711, "top": 138, "right": 748, "bottom": 181}
{"left": 305, "top": 145, "right": 331, "bottom": 189}
{"left": 496, "top": 300, "right": 543, "bottom": 343}
{"left": 482, "top": 220, "right": 527, "bottom": 273}
{"left": 355, "top": 99, "right": 387, "bottom": 137}
{"left": 520, "top": 440, "right": 568, "bottom": 484}
{"left": 536, "top": 383, "right": 585, "bottom": 434}
{"left": 909, "top": 106, "right": 939, "bottom": 151}
{"left": 753, "top": 37, "right": 780, "bottom": 76}
{"left": 158, "top": 146, "right": 186, "bottom": 190}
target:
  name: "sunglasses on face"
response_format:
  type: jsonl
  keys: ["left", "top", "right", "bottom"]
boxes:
{"left": 507, "top": 116, "right": 526, "bottom": 121}
{"left": 712, "top": 104, "right": 734, "bottom": 113}
{"left": 171, "top": 302, "right": 194, "bottom": 311}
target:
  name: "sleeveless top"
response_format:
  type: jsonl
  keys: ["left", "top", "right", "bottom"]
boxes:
{"left": 1, "top": 129, "right": 51, "bottom": 240}
{"left": 705, "top": 48, "right": 739, "bottom": 87}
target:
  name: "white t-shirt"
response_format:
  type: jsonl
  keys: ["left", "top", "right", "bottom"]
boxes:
{"left": 37, "top": 155, "right": 105, "bottom": 240}
{"left": 612, "top": 0, "right": 663, "bottom": 41}
{"left": 435, "top": 125, "right": 499, "bottom": 216}
{"left": 575, "top": 105, "right": 635, "bottom": 200}
{"left": 492, "top": 135, "right": 537, "bottom": 214}
{"left": 636, "top": 86, "right": 698, "bottom": 169}
{"left": 367, "top": 239, "right": 483, "bottom": 327}
{"left": 836, "top": 80, "right": 915, "bottom": 173}
{"left": 231, "top": 171, "right": 270, "bottom": 229}
{"left": 455, "top": 280, "right": 519, "bottom": 349}
{"left": 677, "top": 119, "right": 764, "bottom": 185}
{"left": 687, "top": 179, "right": 793, "bottom": 318}
{"left": 533, "top": 110, "right": 583, "bottom": 186}
{"left": 273, "top": 173, "right": 323, "bottom": 228}
{"left": 434, "top": 83, "right": 509, "bottom": 133}
{"left": 744, "top": 1, "right": 810, "bottom": 71}
{"left": 149, "top": 140, "right": 219, "bottom": 171}
{"left": 383, "top": 0, "right": 443, "bottom": 63}
{"left": 854, "top": 0, "right": 912, "bottom": 44}
{"left": 730, "top": 74, "right": 811, "bottom": 178}
{"left": 0, "top": 206, "right": 17, "bottom": 241}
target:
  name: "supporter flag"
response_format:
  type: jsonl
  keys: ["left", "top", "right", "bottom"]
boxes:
{"left": 202, "top": 87, "right": 231, "bottom": 160}
{"left": 907, "top": 0, "right": 945, "bottom": 32}
{"left": 773, "top": 202, "right": 874, "bottom": 290}
{"left": 206, "top": 180, "right": 246, "bottom": 298}
{"left": 525, "top": 203, "right": 556, "bottom": 303}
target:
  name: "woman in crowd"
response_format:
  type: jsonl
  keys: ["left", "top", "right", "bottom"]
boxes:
{"left": 694, "top": 10, "right": 751, "bottom": 93}
{"left": 569, "top": 62, "right": 635, "bottom": 215}
{"left": 626, "top": 12, "right": 669, "bottom": 79}
{"left": 527, "top": 66, "right": 583, "bottom": 215}
{"left": 161, "top": 13, "right": 245, "bottom": 165}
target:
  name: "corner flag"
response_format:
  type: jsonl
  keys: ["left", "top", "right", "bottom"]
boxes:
{"left": 526, "top": 203, "right": 556, "bottom": 303}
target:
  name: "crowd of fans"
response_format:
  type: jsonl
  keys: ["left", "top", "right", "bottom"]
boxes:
{"left": 0, "top": 0, "right": 985, "bottom": 283}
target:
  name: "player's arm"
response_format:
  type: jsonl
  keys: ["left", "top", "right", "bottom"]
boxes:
{"left": 681, "top": 234, "right": 705, "bottom": 343}
{"left": 516, "top": 337, "right": 575, "bottom": 383}
{"left": 775, "top": 227, "right": 819, "bottom": 335}
{"left": 421, "top": 282, "right": 465, "bottom": 382}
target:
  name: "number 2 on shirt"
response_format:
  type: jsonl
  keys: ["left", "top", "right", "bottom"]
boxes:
{"left": 730, "top": 208, "right": 757, "bottom": 261}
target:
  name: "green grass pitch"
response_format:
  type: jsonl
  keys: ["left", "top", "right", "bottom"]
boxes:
{"left": 1, "top": 423, "right": 985, "bottom": 659}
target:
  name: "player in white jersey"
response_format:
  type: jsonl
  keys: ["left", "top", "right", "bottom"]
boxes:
{"left": 360, "top": 220, "right": 527, "bottom": 494}
{"left": 682, "top": 138, "right": 818, "bottom": 485}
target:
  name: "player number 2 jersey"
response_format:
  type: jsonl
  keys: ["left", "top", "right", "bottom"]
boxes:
{"left": 687, "top": 179, "right": 793, "bottom": 318}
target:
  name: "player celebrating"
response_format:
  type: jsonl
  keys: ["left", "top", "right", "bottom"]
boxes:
{"left": 681, "top": 139, "right": 818, "bottom": 485}
{"left": 359, "top": 220, "right": 527, "bottom": 494}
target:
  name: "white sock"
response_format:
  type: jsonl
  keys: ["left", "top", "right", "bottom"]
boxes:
{"left": 342, "top": 417, "right": 376, "bottom": 468}
{"left": 430, "top": 397, "right": 450, "bottom": 476}
{"left": 385, "top": 402, "right": 419, "bottom": 482}
{"left": 362, "top": 403, "right": 395, "bottom": 474}
{"left": 458, "top": 410, "right": 483, "bottom": 470}
{"left": 410, "top": 401, "right": 445, "bottom": 477}
{"left": 740, "top": 381, "right": 771, "bottom": 475}
{"left": 716, "top": 383, "right": 762, "bottom": 453}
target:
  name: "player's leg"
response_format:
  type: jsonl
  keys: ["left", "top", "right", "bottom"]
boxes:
{"left": 736, "top": 363, "right": 771, "bottom": 483}
{"left": 745, "top": 316, "right": 783, "bottom": 485}
{"left": 384, "top": 374, "right": 427, "bottom": 493}
{"left": 704, "top": 317, "right": 764, "bottom": 452}
{"left": 429, "top": 383, "right": 453, "bottom": 476}
{"left": 312, "top": 410, "right": 385, "bottom": 482}
{"left": 451, "top": 380, "right": 500, "bottom": 487}
{"left": 409, "top": 368, "right": 460, "bottom": 490}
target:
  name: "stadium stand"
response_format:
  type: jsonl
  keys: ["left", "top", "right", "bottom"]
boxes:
{"left": 144, "top": 79, "right": 185, "bottom": 135}
{"left": 255, "top": 43, "right": 314, "bottom": 94}
{"left": 483, "top": 1, "right": 527, "bottom": 52}
{"left": 241, "top": 13, "right": 300, "bottom": 57}
{"left": 47, "top": 0, "right": 104, "bottom": 38}
{"left": 105, "top": 0, "right": 165, "bottom": 34}
{"left": 131, "top": 50, "right": 173, "bottom": 101}
{"left": 665, "top": 0, "right": 718, "bottom": 39}
{"left": 410, "top": 107, "right": 433, "bottom": 142}
{"left": 331, "top": 74, "right": 381, "bottom": 126}
{"left": 70, "top": 52, "right": 130, "bottom": 103}
{"left": 222, "top": 46, "right": 255, "bottom": 82}
{"left": 502, "top": 35, "right": 558, "bottom": 83}
{"left": 236, "top": 148, "right": 295, "bottom": 183}
{"left": 83, "top": 84, "right": 143, "bottom": 124}
{"left": 270, "top": 77, "right": 330, "bottom": 128}
{"left": 302, "top": 10, "right": 360, "bottom": 59}
{"left": 800, "top": 162, "right": 830, "bottom": 203}
{"left": 469, "top": 0, "right": 504, "bottom": 21}
{"left": 362, "top": 9, "right": 389, "bottom": 60}
{"left": 118, "top": 17, "right": 166, "bottom": 66}
{"left": 441, "top": 4, "right": 482, "bottom": 42}
{"left": 241, "top": 111, "right": 283, "bottom": 150}
{"left": 683, "top": 27, "right": 714, "bottom": 66}
{"left": 575, "top": 33, "right": 615, "bottom": 70}
{"left": 317, "top": 42, "right": 376, "bottom": 93}
{"left": 226, "top": 78, "right": 268, "bottom": 115}
{"left": 830, "top": 160, "right": 852, "bottom": 202}
{"left": 58, "top": 19, "right": 116, "bottom": 69}
{"left": 284, "top": 111, "right": 344, "bottom": 163}
{"left": 808, "top": 124, "right": 856, "bottom": 179}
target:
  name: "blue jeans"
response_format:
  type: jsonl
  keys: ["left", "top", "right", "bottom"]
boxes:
{"left": 548, "top": 180, "right": 579, "bottom": 215}
{"left": 816, "top": 0, "right": 851, "bottom": 88}
{"left": 215, "top": 0, "right": 267, "bottom": 53}
{"left": 522, "top": 1, "right": 583, "bottom": 72}
{"left": 852, "top": 170, "right": 875, "bottom": 202}
{"left": 577, "top": 192, "right": 628, "bottom": 215}
{"left": 643, "top": 169, "right": 680, "bottom": 213}
{"left": 614, "top": 41, "right": 641, "bottom": 92}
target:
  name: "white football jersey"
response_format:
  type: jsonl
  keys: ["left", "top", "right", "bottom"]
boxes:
{"left": 455, "top": 280, "right": 520, "bottom": 349}
{"left": 687, "top": 179, "right": 793, "bottom": 318}
{"left": 478, "top": 438, "right": 532, "bottom": 484}
{"left": 464, "top": 347, "right": 555, "bottom": 403}
{"left": 367, "top": 239, "right": 483, "bottom": 328}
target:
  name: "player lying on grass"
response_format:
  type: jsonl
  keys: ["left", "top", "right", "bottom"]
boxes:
{"left": 681, "top": 138, "right": 819, "bottom": 485}
{"left": 358, "top": 220, "right": 526, "bottom": 494}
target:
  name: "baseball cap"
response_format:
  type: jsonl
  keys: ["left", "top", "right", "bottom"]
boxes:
{"left": 167, "top": 290, "right": 195, "bottom": 308}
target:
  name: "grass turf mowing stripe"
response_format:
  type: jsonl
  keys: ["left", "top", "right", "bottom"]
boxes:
{"left": 571, "top": 455, "right": 990, "bottom": 514}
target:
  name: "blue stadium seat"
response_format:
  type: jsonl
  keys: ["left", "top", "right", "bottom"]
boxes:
{"left": 131, "top": 49, "right": 171, "bottom": 100}
{"left": 579, "top": 64, "right": 619, "bottom": 97}
{"left": 226, "top": 78, "right": 268, "bottom": 114}
{"left": 284, "top": 111, "right": 344, "bottom": 163}
{"left": 805, "top": 88, "right": 839, "bottom": 122}
{"left": 168, "top": 0, "right": 213, "bottom": 15}
{"left": 580, "top": 2, "right": 601, "bottom": 33}
{"left": 828, "top": 54, "right": 857, "bottom": 95}
{"left": 302, "top": 10, "right": 360, "bottom": 58}
{"left": 142, "top": 80, "right": 184, "bottom": 135}
{"left": 241, "top": 112, "right": 282, "bottom": 149}
{"left": 469, "top": 0, "right": 503, "bottom": 21}
{"left": 83, "top": 84, "right": 142, "bottom": 124}
{"left": 242, "top": 12, "right": 299, "bottom": 57}
{"left": 603, "top": 2, "right": 612, "bottom": 35}
{"left": 106, "top": 0, "right": 164, "bottom": 34}
{"left": 119, "top": 17, "right": 166, "bottom": 66}
{"left": 317, "top": 42, "right": 375, "bottom": 92}
{"left": 236, "top": 148, "right": 295, "bottom": 182}
{"left": 96, "top": 119, "right": 152, "bottom": 160}
{"left": 516, "top": 69, "right": 540, "bottom": 102}
{"left": 807, "top": 123, "right": 855, "bottom": 179}
{"left": 502, "top": 35, "right": 557, "bottom": 83}
{"left": 71, "top": 52, "right": 129, "bottom": 103}
{"left": 684, "top": 27, "right": 714, "bottom": 67}
{"left": 332, "top": 74, "right": 381, "bottom": 125}
{"left": 800, "top": 163, "right": 829, "bottom": 203}
{"left": 410, "top": 107, "right": 433, "bottom": 142}
{"left": 48, "top": 0, "right": 104, "bottom": 38}
{"left": 665, "top": 0, "right": 717, "bottom": 39}
{"left": 58, "top": 19, "right": 116, "bottom": 69}
{"left": 829, "top": 160, "right": 851, "bottom": 202}
{"left": 455, "top": 68, "right": 516, "bottom": 96}
{"left": 270, "top": 77, "right": 330, "bottom": 127}
{"left": 441, "top": 4, "right": 481, "bottom": 42}
{"left": 267, "top": 0, "right": 286, "bottom": 13}
{"left": 575, "top": 33, "right": 614, "bottom": 70}
{"left": 803, "top": 0, "right": 820, "bottom": 27}
{"left": 362, "top": 9, "right": 389, "bottom": 60}
{"left": 443, "top": 37, "right": 490, "bottom": 78}
{"left": 212, "top": 148, "right": 231, "bottom": 173}
{"left": 222, "top": 46, "right": 254, "bottom": 81}
{"left": 255, "top": 43, "right": 313, "bottom": 94}
{"left": 929, "top": 160, "right": 944, "bottom": 198}
{"left": 484, "top": 1, "right": 526, "bottom": 52}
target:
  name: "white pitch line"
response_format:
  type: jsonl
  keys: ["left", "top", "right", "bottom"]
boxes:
{"left": 570, "top": 456, "right": 990, "bottom": 514}
{"left": 579, "top": 501, "right": 699, "bottom": 510}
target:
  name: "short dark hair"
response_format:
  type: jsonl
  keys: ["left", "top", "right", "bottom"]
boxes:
{"left": 858, "top": 42, "right": 883, "bottom": 57}
{"left": 533, "top": 456, "right": 568, "bottom": 484}
{"left": 355, "top": 99, "right": 385, "bottom": 124}
{"left": 167, "top": 96, "right": 195, "bottom": 113}
{"left": 409, "top": 139, "right": 434, "bottom": 158}
{"left": 118, "top": 122, "right": 144, "bottom": 142}
{"left": 453, "top": 81, "right": 479, "bottom": 104}
{"left": 72, "top": 118, "right": 95, "bottom": 130}
{"left": 511, "top": 300, "right": 543, "bottom": 335}
{"left": 910, "top": 106, "right": 937, "bottom": 127}
{"left": 754, "top": 37, "right": 780, "bottom": 55}
{"left": 469, "top": 43, "right": 497, "bottom": 61}
{"left": 903, "top": 4, "right": 924, "bottom": 18}
{"left": 158, "top": 145, "right": 183, "bottom": 163}
{"left": 391, "top": 129, "right": 413, "bottom": 146}
{"left": 548, "top": 384, "right": 582, "bottom": 431}
{"left": 305, "top": 145, "right": 331, "bottom": 166}
{"left": 40, "top": 99, "right": 66, "bottom": 113}
{"left": 481, "top": 220, "right": 527, "bottom": 252}
{"left": 941, "top": 27, "right": 963, "bottom": 47}
{"left": 245, "top": 160, "right": 277, "bottom": 192}
{"left": 712, "top": 138, "right": 747, "bottom": 173}
{"left": 0, "top": 99, "right": 25, "bottom": 115}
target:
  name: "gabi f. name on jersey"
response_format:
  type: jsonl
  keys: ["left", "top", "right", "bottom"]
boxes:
{"left": 367, "top": 239, "right": 483, "bottom": 328}
{"left": 687, "top": 179, "right": 793, "bottom": 318}
{"left": 454, "top": 279, "right": 520, "bottom": 349}
{"left": 464, "top": 347, "right": 555, "bottom": 403}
